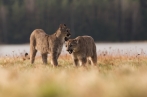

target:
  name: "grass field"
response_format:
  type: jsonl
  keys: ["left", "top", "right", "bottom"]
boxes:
{"left": 0, "top": 51, "right": 147, "bottom": 97}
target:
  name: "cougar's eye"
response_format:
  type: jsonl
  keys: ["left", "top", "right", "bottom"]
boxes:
{"left": 65, "top": 45, "right": 67, "bottom": 47}
{"left": 66, "top": 30, "right": 68, "bottom": 32}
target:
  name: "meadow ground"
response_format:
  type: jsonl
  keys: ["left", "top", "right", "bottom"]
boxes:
{"left": 0, "top": 51, "right": 147, "bottom": 97}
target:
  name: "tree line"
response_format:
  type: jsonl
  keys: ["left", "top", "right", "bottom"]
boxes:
{"left": 0, "top": 0, "right": 147, "bottom": 44}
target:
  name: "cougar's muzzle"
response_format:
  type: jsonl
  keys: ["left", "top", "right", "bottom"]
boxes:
{"left": 67, "top": 33, "right": 71, "bottom": 37}
{"left": 65, "top": 37, "right": 69, "bottom": 41}
{"left": 64, "top": 33, "right": 71, "bottom": 41}
{"left": 67, "top": 49, "right": 73, "bottom": 54}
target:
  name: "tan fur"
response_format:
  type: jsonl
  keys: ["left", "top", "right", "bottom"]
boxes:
{"left": 65, "top": 36, "right": 97, "bottom": 66}
{"left": 30, "top": 24, "right": 71, "bottom": 66}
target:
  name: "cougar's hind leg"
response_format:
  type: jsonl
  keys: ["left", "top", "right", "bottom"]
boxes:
{"left": 41, "top": 53, "right": 48, "bottom": 64}
{"left": 88, "top": 59, "right": 91, "bottom": 65}
{"left": 30, "top": 47, "right": 37, "bottom": 64}
{"left": 91, "top": 53, "right": 97, "bottom": 66}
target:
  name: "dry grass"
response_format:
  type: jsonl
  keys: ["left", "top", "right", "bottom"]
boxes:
{"left": 0, "top": 51, "right": 147, "bottom": 97}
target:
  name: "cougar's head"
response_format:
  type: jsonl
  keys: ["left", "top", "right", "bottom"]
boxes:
{"left": 65, "top": 39, "right": 79, "bottom": 54}
{"left": 59, "top": 24, "right": 71, "bottom": 41}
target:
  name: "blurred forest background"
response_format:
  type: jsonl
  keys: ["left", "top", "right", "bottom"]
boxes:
{"left": 0, "top": 0, "right": 147, "bottom": 44}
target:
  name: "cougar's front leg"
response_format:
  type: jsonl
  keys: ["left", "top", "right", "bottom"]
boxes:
{"left": 73, "top": 59, "right": 79, "bottom": 66}
{"left": 51, "top": 52, "right": 58, "bottom": 67}
{"left": 80, "top": 57, "right": 87, "bottom": 66}
{"left": 41, "top": 53, "right": 48, "bottom": 64}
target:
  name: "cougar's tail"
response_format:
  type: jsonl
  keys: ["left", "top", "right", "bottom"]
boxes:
{"left": 30, "top": 32, "right": 37, "bottom": 64}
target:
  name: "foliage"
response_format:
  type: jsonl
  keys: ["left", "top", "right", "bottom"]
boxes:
{"left": 0, "top": 51, "right": 147, "bottom": 97}
{"left": 0, "top": 0, "right": 147, "bottom": 44}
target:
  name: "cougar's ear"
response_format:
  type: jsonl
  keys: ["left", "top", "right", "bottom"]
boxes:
{"left": 74, "top": 39, "right": 79, "bottom": 44}
{"left": 63, "top": 24, "right": 66, "bottom": 26}
{"left": 59, "top": 24, "right": 66, "bottom": 29}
